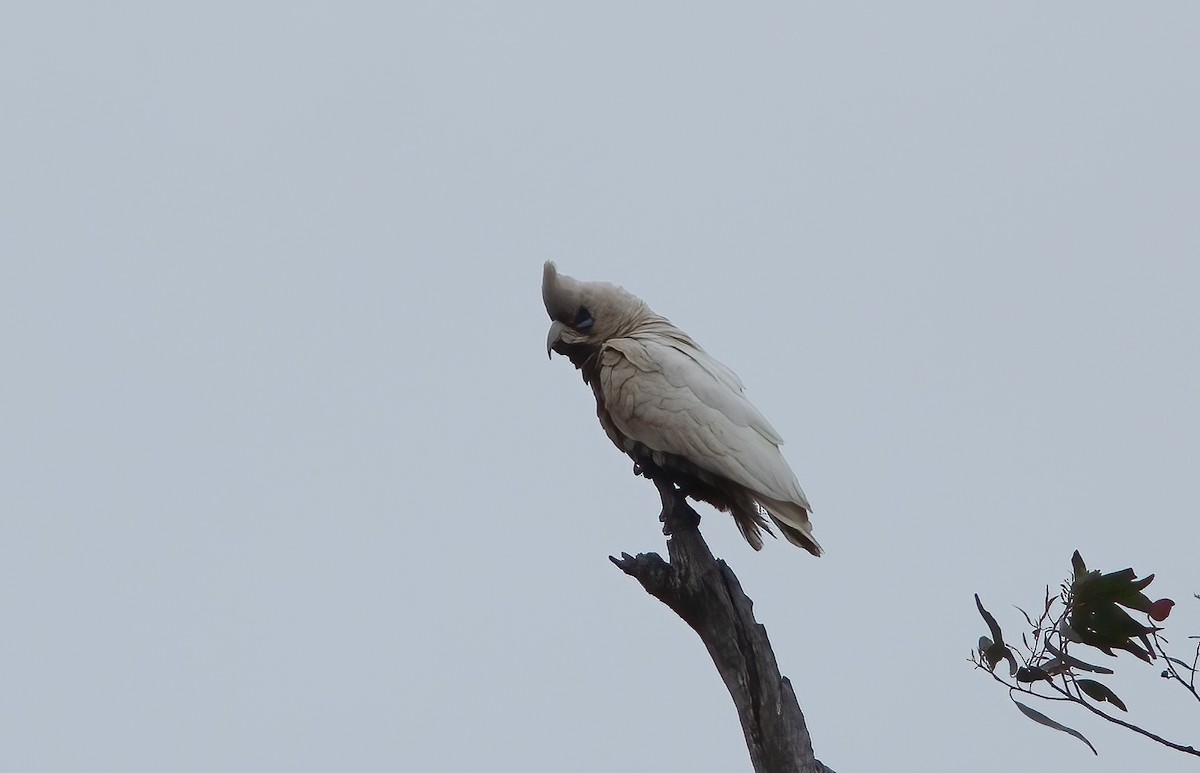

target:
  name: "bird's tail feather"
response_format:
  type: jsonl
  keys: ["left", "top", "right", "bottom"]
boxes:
{"left": 758, "top": 497, "right": 823, "bottom": 556}
{"left": 729, "top": 495, "right": 773, "bottom": 551}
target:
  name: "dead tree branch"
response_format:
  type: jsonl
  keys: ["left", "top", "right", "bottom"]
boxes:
{"left": 610, "top": 497, "right": 833, "bottom": 773}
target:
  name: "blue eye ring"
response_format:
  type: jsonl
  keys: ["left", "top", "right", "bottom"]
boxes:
{"left": 574, "top": 307, "right": 594, "bottom": 332}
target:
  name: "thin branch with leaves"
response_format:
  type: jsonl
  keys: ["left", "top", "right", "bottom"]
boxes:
{"left": 972, "top": 551, "right": 1198, "bottom": 758}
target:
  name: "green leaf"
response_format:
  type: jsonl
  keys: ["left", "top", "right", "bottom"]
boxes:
{"left": 1130, "top": 573, "right": 1156, "bottom": 593}
{"left": 1071, "top": 604, "right": 1158, "bottom": 662}
{"left": 1043, "top": 640, "right": 1114, "bottom": 674}
{"left": 1077, "top": 679, "right": 1128, "bottom": 712}
{"left": 984, "top": 641, "right": 1016, "bottom": 676}
{"left": 974, "top": 596, "right": 1018, "bottom": 677}
{"left": 1036, "top": 657, "right": 1072, "bottom": 677}
{"left": 1071, "top": 551, "right": 1088, "bottom": 580}
{"left": 975, "top": 594, "right": 1004, "bottom": 646}
{"left": 1013, "top": 699, "right": 1097, "bottom": 755}
{"left": 1016, "top": 666, "right": 1050, "bottom": 683}
{"left": 1074, "top": 567, "right": 1137, "bottom": 607}
{"left": 1058, "top": 617, "right": 1084, "bottom": 644}
{"left": 1114, "top": 589, "right": 1154, "bottom": 614}
{"left": 977, "top": 635, "right": 1003, "bottom": 671}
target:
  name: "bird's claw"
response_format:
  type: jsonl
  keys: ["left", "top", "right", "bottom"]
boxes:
{"left": 657, "top": 487, "right": 699, "bottom": 536}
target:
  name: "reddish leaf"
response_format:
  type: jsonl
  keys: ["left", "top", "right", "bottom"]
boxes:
{"left": 1149, "top": 598, "right": 1175, "bottom": 622}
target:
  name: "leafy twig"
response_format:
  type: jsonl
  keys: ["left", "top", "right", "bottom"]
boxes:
{"left": 972, "top": 552, "right": 1197, "bottom": 758}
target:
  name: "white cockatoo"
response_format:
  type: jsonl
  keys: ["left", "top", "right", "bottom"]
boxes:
{"left": 542, "top": 262, "right": 821, "bottom": 555}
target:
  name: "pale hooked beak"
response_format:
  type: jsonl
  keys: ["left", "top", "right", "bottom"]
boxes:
{"left": 546, "top": 320, "right": 568, "bottom": 359}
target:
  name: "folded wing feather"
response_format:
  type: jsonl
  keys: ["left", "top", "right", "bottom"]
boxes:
{"left": 600, "top": 336, "right": 811, "bottom": 512}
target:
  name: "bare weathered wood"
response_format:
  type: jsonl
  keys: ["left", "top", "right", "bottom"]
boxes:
{"left": 611, "top": 495, "right": 834, "bottom": 773}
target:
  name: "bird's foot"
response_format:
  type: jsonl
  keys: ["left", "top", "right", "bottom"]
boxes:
{"left": 654, "top": 481, "right": 700, "bottom": 536}
{"left": 633, "top": 460, "right": 662, "bottom": 480}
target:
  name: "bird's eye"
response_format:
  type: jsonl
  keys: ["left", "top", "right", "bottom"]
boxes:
{"left": 574, "top": 307, "right": 594, "bottom": 332}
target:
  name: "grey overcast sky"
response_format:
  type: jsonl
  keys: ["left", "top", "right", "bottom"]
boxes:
{"left": 2, "top": 3, "right": 1198, "bottom": 772}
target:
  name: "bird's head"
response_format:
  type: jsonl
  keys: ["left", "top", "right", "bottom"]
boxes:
{"left": 542, "top": 261, "right": 647, "bottom": 359}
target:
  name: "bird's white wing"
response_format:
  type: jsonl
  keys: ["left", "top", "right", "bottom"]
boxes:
{"left": 600, "top": 335, "right": 811, "bottom": 509}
